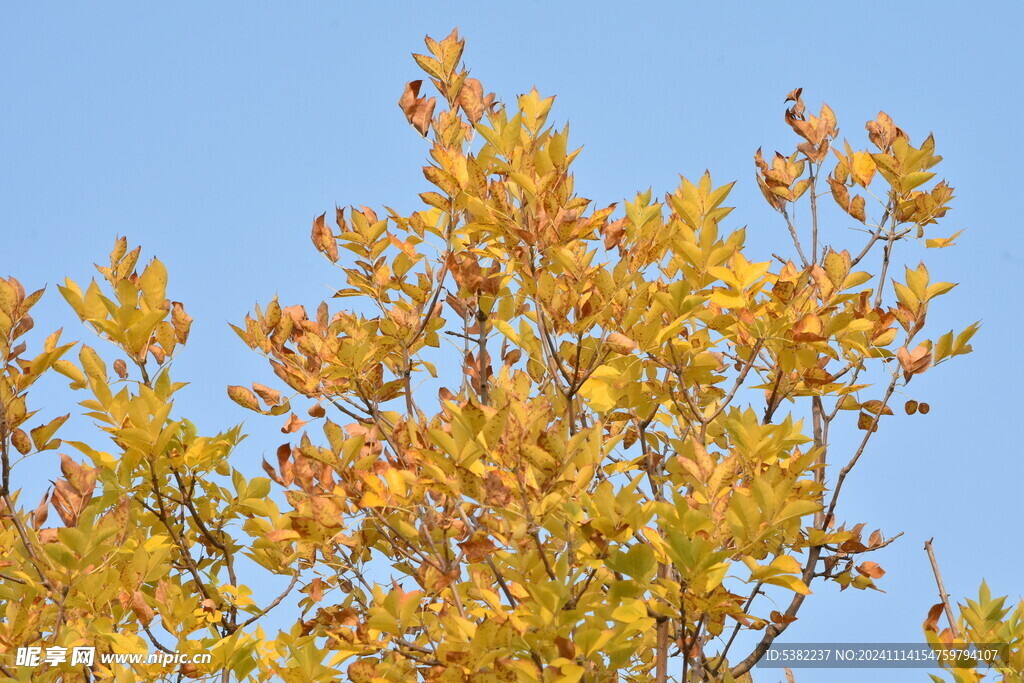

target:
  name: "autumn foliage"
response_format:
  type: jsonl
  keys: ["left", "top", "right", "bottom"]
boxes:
{"left": 1, "top": 29, "right": 1020, "bottom": 683}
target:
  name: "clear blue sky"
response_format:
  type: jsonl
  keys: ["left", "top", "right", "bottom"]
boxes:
{"left": 2, "top": 3, "right": 1021, "bottom": 682}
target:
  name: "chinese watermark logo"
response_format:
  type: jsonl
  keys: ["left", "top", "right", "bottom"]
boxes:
{"left": 15, "top": 646, "right": 95, "bottom": 667}
{"left": 14, "top": 646, "right": 210, "bottom": 668}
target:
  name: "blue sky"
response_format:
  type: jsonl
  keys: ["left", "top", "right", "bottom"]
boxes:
{"left": 2, "top": 3, "right": 1021, "bottom": 681}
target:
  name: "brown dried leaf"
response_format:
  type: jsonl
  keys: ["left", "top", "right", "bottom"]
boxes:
{"left": 131, "top": 590, "right": 155, "bottom": 626}
{"left": 148, "top": 343, "right": 166, "bottom": 365}
{"left": 896, "top": 345, "right": 933, "bottom": 379}
{"left": 281, "top": 412, "right": 307, "bottom": 434}
{"left": 601, "top": 218, "right": 626, "bottom": 250}
{"left": 458, "top": 78, "right": 485, "bottom": 124}
{"left": 861, "top": 400, "right": 893, "bottom": 416}
{"left": 770, "top": 610, "right": 798, "bottom": 625}
{"left": 31, "top": 489, "right": 50, "bottom": 529}
{"left": 358, "top": 206, "right": 379, "bottom": 225}
{"left": 60, "top": 453, "right": 98, "bottom": 496}
{"left": 262, "top": 458, "right": 284, "bottom": 486}
{"left": 51, "top": 480, "right": 81, "bottom": 526}
{"left": 555, "top": 636, "right": 576, "bottom": 659}
{"left": 11, "top": 429, "right": 31, "bottom": 455}
{"left": 923, "top": 603, "right": 944, "bottom": 632}
{"left": 857, "top": 412, "right": 879, "bottom": 432}
{"left": 410, "top": 97, "right": 437, "bottom": 137}
{"left": 171, "top": 301, "right": 193, "bottom": 343}
{"left": 502, "top": 348, "right": 522, "bottom": 366}
{"left": 606, "top": 332, "right": 637, "bottom": 355}
{"left": 252, "top": 383, "right": 281, "bottom": 407}
{"left": 311, "top": 212, "right": 339, "bottom": 263}
{"left": 483, "top": 471, "right": 512, "bottom": 507}
{"left": 398, "top": 80, "right": 422, "bottom": 120}
{"left": 849, "top": 195, "right": 866, "bottom": 222}
{"left": 458, "top": 534, "right": 496, "bottom": 563}
{"left": 839, "top": 538, "right": 868, "bottom": 553}
{"left": 809, "top": 265, "right": 834, "bottom": 299}
{"left": 866, "top": 111, "right": 897, "bottom": 151}
{"left": 856, "top": 561, "right": 886, "bottom": 579}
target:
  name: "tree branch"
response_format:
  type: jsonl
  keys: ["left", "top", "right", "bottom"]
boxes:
{"left": 924, "top": 538, "right": 960, "bottom": 638}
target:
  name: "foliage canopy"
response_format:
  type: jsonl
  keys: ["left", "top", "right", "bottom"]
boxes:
{"left": 1, "top": 29, "right": 1020, "bottom": 683}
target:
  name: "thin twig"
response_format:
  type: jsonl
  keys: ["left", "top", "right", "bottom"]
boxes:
{"left": 822, "top": 373, "right": 900, "bottom": 529}
{"left": 808, "top": 162, "right": 820, "bottom": 264}
{"left": 142, "top": 621, "right": 175, "bottom": 654}
{"left": 705, "top": 339, "right": 765, "bottom": 426}
{"left": 476, "top": 303, "right": 489, "bottom": 405}
{"left": 924, "top": 538, "right": 960, "bottom": 638}
{"left": 812, "top": 395, "right": 826, "bottom": 528}
{"left": 454, "top": 506, "right": 517, "bottom": 608}
{"left": 711, "top": 581, "right": 764, "bottom": 675}
{"left": 874, "top": 224, "right": 899, "bottom": 309}
{"left": 170, "top": 468, "right": 239, "bottom": 630}
{"left": 240, "top": 572, "right": 300, "bottom": 629}
{"left": 782, "top": 207, "right": 809, "bottom": 267}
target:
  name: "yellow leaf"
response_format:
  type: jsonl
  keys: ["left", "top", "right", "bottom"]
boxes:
{"left": 710, "top": 290, "right": 746, "bottom": 309}
{"left": 901, "top": 171, "right": 935, "bottom": 192}
{"left": 766, "top": 574, "right": 811, "bottom": 595}
{"left": 611, "top": 598, "right": 647, "bottom": 623}
{"left": 227, "top": 385, "right": 261, "bottom": 412}
{"left": 850, "top": 152, "right": 876, "bottom": 186}
{"left": 578, "top": 365, "right": 621, "bottom": 412}
{"left": 770, "top": 555, "right": 803, "bottom": 574}
{"left": 925, "top": 229, "right": 963, "bottom": 248}
{"left": 138, "top": 259, "right": 168, "bottom": 309}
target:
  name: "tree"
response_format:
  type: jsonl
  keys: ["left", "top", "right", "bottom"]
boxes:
{"left": 0, "top": 28, "right": 1016, "bottom": 683}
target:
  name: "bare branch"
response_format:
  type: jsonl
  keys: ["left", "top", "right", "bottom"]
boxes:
{"left": 924, "top": 538, "right": 961, "bottom": 639}
{"left": 240, "top": 572, "right": 301, "bottom": 629}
